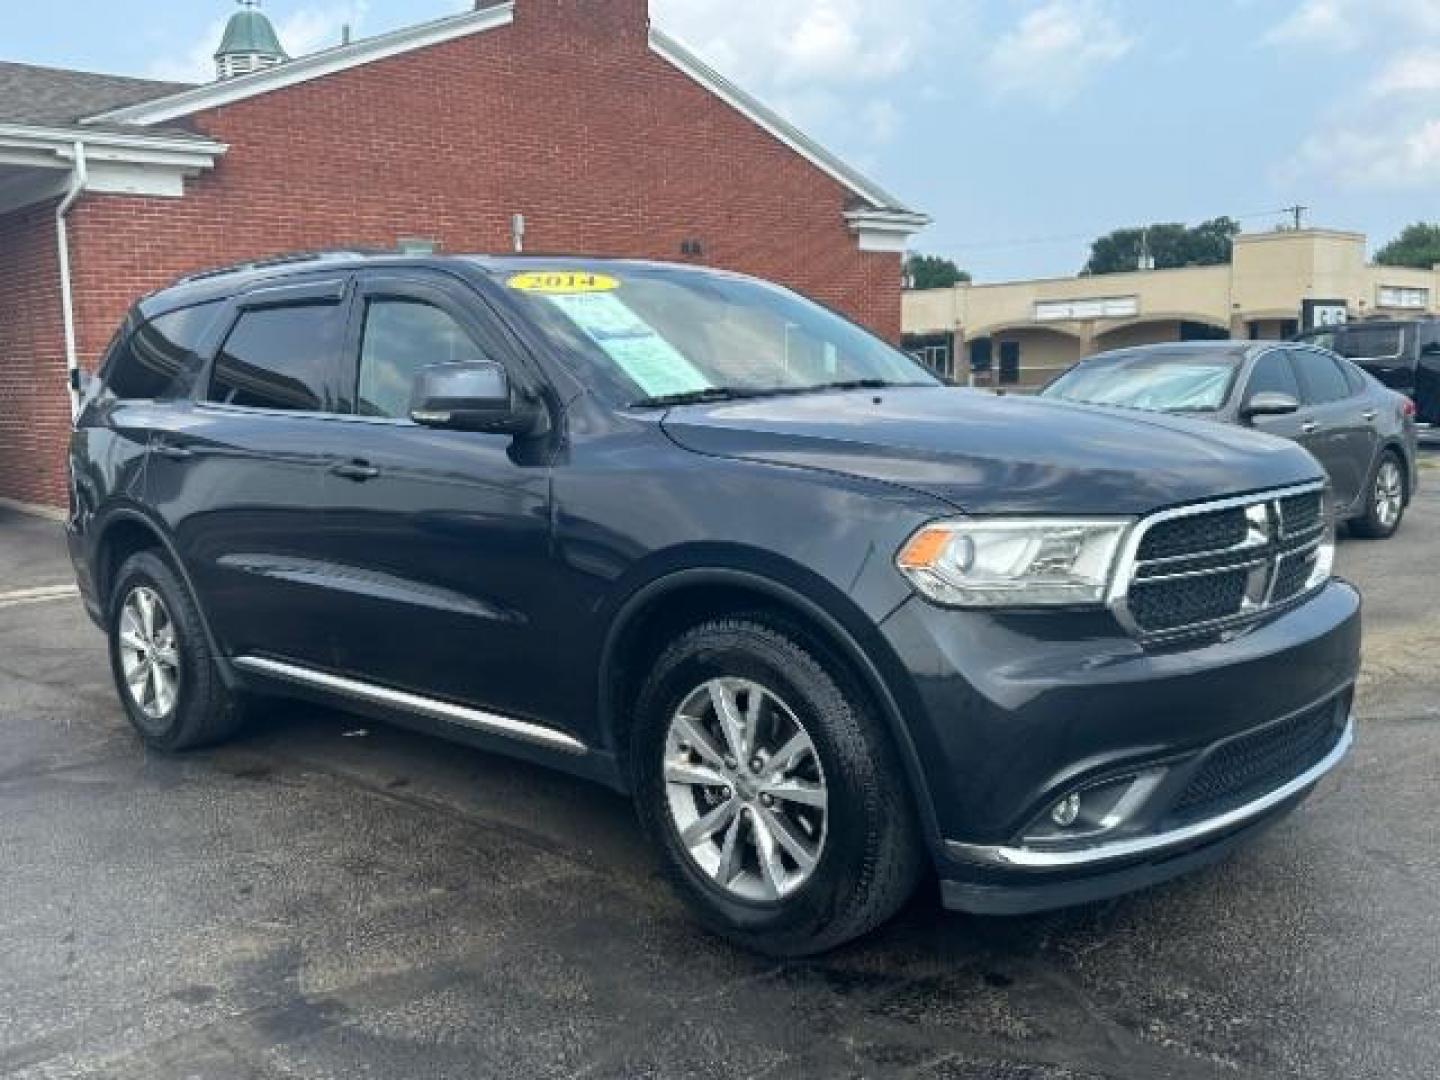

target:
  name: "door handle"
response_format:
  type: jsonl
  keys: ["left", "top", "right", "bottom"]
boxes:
{"left": 1361, "top": 410, "right": 1377, "bottom": 422}
{"left": 151, "top": 440, "right": 192, "bottom": 460}
{"left": 1300, "top": 421, "right": 1318, "bottom": 434}
{"left": 330, "top": 460, "right": 380, "bottom": 482}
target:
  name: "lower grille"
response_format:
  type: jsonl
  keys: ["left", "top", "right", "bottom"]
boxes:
{"left": 1170, "top": 697, "right": 1345, "bottom": 825}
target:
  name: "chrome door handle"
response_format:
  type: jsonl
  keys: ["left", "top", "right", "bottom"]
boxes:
{"left": 330, "top": 460, "right": 380, "bottom": 482}
{"left": 151, "top": 440, "right": 192, "bottom": 460}
{"left": 1361, "top": 410, "right": 1377, "bottom": 422}
{"left": 1300, "top": 421, "right": 1318, "bottom": 434}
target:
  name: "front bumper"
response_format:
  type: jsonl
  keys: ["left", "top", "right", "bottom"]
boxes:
{"left": 878, "top": 579, "right": 1361, "bottom": 914}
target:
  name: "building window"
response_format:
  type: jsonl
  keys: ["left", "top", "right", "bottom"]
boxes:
{"left": 1378, "top": 286, "right": 1429, "bottom": 310}
{"left": 1035, "top": 296, "right": 1139, "bottom": 322}
{"left": 902, "top": 333, "right": 953, "bottom": 379}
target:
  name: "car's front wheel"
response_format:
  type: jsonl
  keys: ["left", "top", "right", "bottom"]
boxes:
{"left": 632, "top": 617, "right": 923, "bottom": 956}
{"left": 1351, "top": 451, "right": 1407, "bottom": 539}
{"left": 107, "top": 550, "right": 248, "bottom": 751}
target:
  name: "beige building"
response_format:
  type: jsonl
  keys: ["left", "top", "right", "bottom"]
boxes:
{"left": 903, "top": 229, "right": 1440, "bottom": 389}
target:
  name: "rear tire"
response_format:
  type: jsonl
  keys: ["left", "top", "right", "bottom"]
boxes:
{"left": 107, "top": 551, "right": 248, "bottom": 751}
{"left": 632, "top": 616, "right": 923, "bottom": 956}
{"left": 1351, "top": 451, "right": 1407, "bottom": 539}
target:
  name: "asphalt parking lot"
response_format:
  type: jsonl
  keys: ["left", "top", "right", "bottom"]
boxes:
{"left": 2, "top": 445, "right": 1438, "bottom": 1079}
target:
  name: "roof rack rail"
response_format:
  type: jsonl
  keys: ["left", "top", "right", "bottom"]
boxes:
{"left": 172, "top": 249, "right": 391, "bottom": 286}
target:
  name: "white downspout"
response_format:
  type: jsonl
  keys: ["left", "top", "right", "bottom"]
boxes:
{"left": 56, "top": 140, "right": 88, "bottom": 422}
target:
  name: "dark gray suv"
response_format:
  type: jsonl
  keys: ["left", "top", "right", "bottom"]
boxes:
{"left": 68, "top": 253, "right": 1360, "bottom": 954}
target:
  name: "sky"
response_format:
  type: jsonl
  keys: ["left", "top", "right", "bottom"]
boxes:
{"left": 8, "top": 0, "right": 1439, "bottom": 281}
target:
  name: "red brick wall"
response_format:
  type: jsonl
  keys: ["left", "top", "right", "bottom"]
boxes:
{"left": 14, "top": 0, "right": 902, "bottom": 505}
{"left": 0, "top": 202, "right": 70, "bottom": 509}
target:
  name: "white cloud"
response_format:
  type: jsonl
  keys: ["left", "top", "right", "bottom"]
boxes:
{"left": 1369, "top": 51, "right": 1440, "bottom": 97}
{"left": 1290, "top": 121, "right": 1440, "bottom": 189}
{"left": 1265, "top": 0, "right": 1440, "bottom": 49}
{"left": 148, "top": 2, "right": 368, "bottom": 84}
{"left": 652, "top": 0, "right": 974, "bottom": 150}
{"left": 982, "top": 0, "right": 1134, "bottom": 109}
{"left": 1273, "top": 2, "right": 1440, "bottom": 189}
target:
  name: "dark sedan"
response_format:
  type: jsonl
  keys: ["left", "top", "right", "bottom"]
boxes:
{"left": 1044, "top": 341, "right": 1419, "bottom": 538}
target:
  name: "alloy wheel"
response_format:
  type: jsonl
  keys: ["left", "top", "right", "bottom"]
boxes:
{"left": 663, "top": 677, "right": 828, "bottom": 903}
{"left": 118, "top": 585, "right": 182, "bottom": 721}
{"left": 1375, "top": 460, "right": 1403, "bottom": 529}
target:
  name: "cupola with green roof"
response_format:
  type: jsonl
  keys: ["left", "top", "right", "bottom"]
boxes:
{"left": 215, "top": 0, "right": 289, "bottom": 81}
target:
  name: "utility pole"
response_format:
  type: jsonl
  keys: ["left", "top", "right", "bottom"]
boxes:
{"left": 1281, "top": 204, "right": 1308, "bottom": 231}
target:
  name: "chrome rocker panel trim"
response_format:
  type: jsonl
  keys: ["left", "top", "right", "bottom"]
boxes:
{"left": 947, "top": 713, "right": 1353, "bottom": 871}
{"left": 233, "top": 655, "right": 589, "bottom": 755}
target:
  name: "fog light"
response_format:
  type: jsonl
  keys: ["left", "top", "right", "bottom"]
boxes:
{"left": 1051, "top": 792, "right": 1082, "bottom": 828}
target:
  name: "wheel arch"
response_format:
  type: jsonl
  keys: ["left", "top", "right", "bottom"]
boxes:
{"left": 92, "top": 505, "right": 237, "bottom": 687}
{"left": 598, "top": 565, "right": 942, "bottom": 848}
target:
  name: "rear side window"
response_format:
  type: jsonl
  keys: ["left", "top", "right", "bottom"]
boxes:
{"left": 1245, "top": 351, "right": 1301, "bottom": 402}
{"left": 208, "top": 303, "right": 344, "bottom": 411}
{"left": 1290, "top": 349, "right": 1354, "bottom": 405}
{"left": 357, "top": 299, "right": 490, "bottom": 419}
{"left": 105, "top": 302, "right": 221, "bottom": 400}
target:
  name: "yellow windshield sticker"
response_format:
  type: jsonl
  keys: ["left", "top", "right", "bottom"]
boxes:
{"left": 507, "top": 271, "right": 619, "bottom": 295}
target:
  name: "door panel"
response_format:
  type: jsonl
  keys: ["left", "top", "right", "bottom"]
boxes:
{"left": 1288, "top": 348, "right": 1371, "bottom": 511}
{"left": 148, "top": 405, "right": 343, "bottom": 666}
{"left": 146, "top": 278, "right": 354, "bottom": 666}
{"left": 316, "top": 273, "right": 565, "bottom": 728}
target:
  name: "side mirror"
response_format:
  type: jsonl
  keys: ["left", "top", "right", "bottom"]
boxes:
{"left": 410, "top": 362, "right": 545, "bottom": 435}
{"left": 1240, "top": 391, "right": 1301, "bottom": 421}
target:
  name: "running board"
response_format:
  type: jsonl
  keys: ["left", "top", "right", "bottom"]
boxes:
{"left": 233, "top": 655, "right": 588, "bottom": 755}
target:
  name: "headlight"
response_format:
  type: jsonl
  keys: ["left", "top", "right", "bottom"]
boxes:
{"left": 896, "top": 518, "right": 1133, "bottom": 608}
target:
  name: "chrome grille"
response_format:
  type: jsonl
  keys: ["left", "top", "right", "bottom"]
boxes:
{"left": 1111, "top": 485, "right": 1328, "bottom": 641}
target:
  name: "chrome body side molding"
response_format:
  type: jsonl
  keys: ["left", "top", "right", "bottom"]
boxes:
{"left": 233, "top": 655, "right": 588, "bottom": 755}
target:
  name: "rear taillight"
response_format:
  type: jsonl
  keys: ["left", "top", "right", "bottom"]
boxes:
{"left": 1401, "top": 396, "right": 1417, "bottom": 418}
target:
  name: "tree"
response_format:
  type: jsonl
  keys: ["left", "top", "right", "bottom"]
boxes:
{"left": 904, "top": 253, "right": 970, "bottom": 290}
{"left": 1375, "top": 222, "right": 1440, "bottom": 269}
{"left": 1083, "top": 217, "right": 1241, "bottom": 276}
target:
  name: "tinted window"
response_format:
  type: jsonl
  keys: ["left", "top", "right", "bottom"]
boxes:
{"left": 1290, "top": 349, "right": 1353, "bottom": 405}
{"left": 1330, "top": 325, "right": 1405, "bottom": 360}
{"left": 105, "top": 303, "right": 220, "bottom": 400}
{"left": 208, "top": 303, "right": 344, "bottom": 411}
{"left": 1245, "top": 351, "right": 1301, "bottom": 402}
{"left": 357, "top": 300, "right": 489, "bottom": 419}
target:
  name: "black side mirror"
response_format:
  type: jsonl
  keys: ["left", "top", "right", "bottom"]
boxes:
{"left": 410, "top": 362, "right": 545, "bottom": 435}
{"left": 1240, "top": 391, "right": 1301, "bottom": 421}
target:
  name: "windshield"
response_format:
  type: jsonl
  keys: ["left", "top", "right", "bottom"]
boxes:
{"left": 495, "top": 264, "right": 940, "bottom": 404}
{"left": 1044, "top": 351, "right": 1241, "bottom": 413}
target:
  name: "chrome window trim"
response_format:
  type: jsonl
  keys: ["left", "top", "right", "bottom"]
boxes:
{"left": 1106, "top": 481, "right": 1328, "bottom": 639}
{"left": 233, "top": 655, "right": 588, "bottom": 755}
{"left": 948, "top": 713, "right": 1353, "bottom": 871}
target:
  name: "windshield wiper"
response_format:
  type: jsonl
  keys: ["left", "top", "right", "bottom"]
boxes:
{"left": 631, "top": 387, "right": 769, "bottom": 408}
{"left": 802, "top": 379, "right": 934, "bottom": 393}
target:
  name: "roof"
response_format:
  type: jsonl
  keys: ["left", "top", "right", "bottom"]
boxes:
{"left": 0, "top": 61, "right": 190, "bottom": 127}
{"left": 216, "top": 9, "right": 288, "bottom": 61}
{"left": 83, "top": 1, "right": 921, "bottom": 218}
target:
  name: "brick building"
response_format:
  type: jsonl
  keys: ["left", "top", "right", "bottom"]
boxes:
{"left": 0, "top": 0, "right": 926, "bottom": 510}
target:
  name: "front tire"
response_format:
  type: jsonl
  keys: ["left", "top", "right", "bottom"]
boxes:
{"left": 1351, "top": 451, "right": 1407, "bottom": 539}
{"left": 107, "top": 551, "right": 248, "bottom": 752}
{"left": 632, "top": 617, "right": 923, "bottom": 956}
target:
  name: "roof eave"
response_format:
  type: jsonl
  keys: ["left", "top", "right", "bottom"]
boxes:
{"left": 82, "top": 2, "right": 516, "bottom": 128}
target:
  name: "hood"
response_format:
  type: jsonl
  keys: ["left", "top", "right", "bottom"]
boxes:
{"left": 659, "top": 387, "right": 1322, "bottom": 516}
